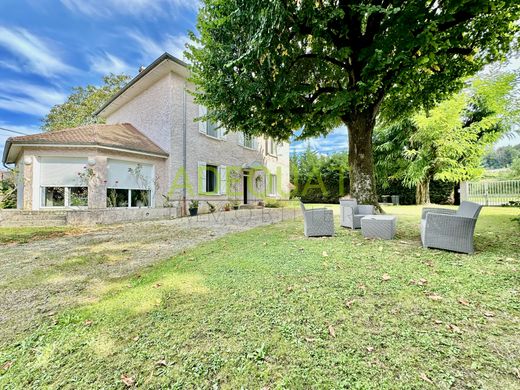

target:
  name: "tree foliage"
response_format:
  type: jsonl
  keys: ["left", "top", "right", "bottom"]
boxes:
{"left": 290, "top": 148, "right": 349, "bottom": 203}
{"left": 482, "top": 144, "right": 520, "bottom": 169}
{"left": 0, "top": 173, "right": 16, "bottom": 209}
{"left": 188, "top": 0, "right": 520, "bottom": 204}
{"left": 375, "top": 73, "right": 518, "bottom": 203}
{"left": 42, "top": 74, "right": 131, "bottom": 131}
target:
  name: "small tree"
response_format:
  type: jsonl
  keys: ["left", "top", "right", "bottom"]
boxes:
{"left": 188, "top": 0, "right": 520, "bottom": 206}
{"left": 0, "top": 174, "right": 16, "bottom": 209}
{"left": 42, "top": 74, "right": 131, "bottom": 131}
{"left": 375, "top": 73, "right": 518, "bottom": 204}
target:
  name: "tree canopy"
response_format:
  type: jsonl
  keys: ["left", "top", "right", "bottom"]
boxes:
{"left": 374, "top": 73, "right": 518, "bottom": 203}
{"left": 42, "top": 74, "right": 131, "bottom": 131}
{"left": 188, "top": 0, "right": 520, "bottom": 204}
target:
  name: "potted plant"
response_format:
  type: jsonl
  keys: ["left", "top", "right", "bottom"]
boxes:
{"left": 188, "top": 200, "right": 199, "bottom": 216}
{"left": 207, "top": 201, "right": 216, "bottom": 213}
{"left": 223, "top": 202, "right": 231, "bottom": 211}
{"left": 232, "top": 200, "right": 240, "bottom": 210}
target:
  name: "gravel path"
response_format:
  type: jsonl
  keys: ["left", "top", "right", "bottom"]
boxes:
{"left": 0, "top": 208, "right": 298, "bottom": 345}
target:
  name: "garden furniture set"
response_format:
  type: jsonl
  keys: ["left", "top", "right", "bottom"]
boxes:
{"left": 301, "top": 199, "right": 483, "bottom": 254}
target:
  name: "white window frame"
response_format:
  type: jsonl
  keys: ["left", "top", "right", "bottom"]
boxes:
{"left": 269, "top": 173, "right": 278, "bottom": 196}
{"left": 238, "top": 132, "right": 257, "bottom": 150}
{"left": 266, "top": 138, "right": 278, "bottom": 157}
{"left": 199, "top": 105, "right": 226, "bottom": 140}
{"left": 40, "top": 186, "right": 88, "bottom": 209}
{"left": 106, "top": 188, "right": 153, "bottom": 208}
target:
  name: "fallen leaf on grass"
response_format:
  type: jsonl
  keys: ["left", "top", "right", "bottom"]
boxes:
{"left": 418, "top": 278, "right": 428, "bottom": 285}
{"left": 153, "top": 283, "right": 162, "bottom": 289}
{"left": 458, "top": 298, "right": 470, "bottom": 306}
{"left": 484, "top": 311, "right": 495, "bottom": 318}
{"left": 286, "top": 286, "right": 294, "bottom": 292}
{"left": 155, "top": 359, "right": 168, "bottom": 367}
{"left": 121, "top": 374, "right": 135, "bottom": 387}
{"left": 447, "top": 324, "right": 462, "bottom": 334}
{"left": 427, "top": 293, "right": 442, "bottom": 301}
{"left": 420, "top": 372, "right": 434, "bottom": 384}
{"left": 1, "top": 361, "right": 13, "bottom": 371}
{"left": 382, "top": 273, "right": 391, "bottom": 281}
{"left": 304, "top": 337, "right": 317, "bottom": 343}
{"left": 84, "top": 319, "right": 93, "bottom": 326}
{"left": 366, "top": 346, "right": 374, "bottom": 352}
{"left": 345, "top": 299, "right": 356, "bottom": 309}
{"left": 328, "top": 325, "right": 336, "bottom": 338}
{"left": 322, "top": 251, "right": 329, "bottom": 257}
{"left": 358, "top": 283, "right": 367, "bottom": 290}
{"left": 132, "top": 336, "right": 140, "bottom": 342}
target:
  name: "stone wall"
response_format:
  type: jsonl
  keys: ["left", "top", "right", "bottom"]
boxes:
{"left": 0, "top": 207, "right": 181, "bottom": 227}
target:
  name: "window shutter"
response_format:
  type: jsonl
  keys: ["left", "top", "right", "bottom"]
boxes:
{"left": 219, "top": 165, "right": 227, "bottom": 195}
{"left": 198, "top": 161, "right": 206, "bottom": 194}
{"left": 238, "top": 132, "right": 244, "bottom": 146}
{"left": 40, "top": 157, "right": 87, "bottom": 187}
{"left": 198, "top": 105, "right": 207, "bottom": 134}
{"left": 252, "top": 137, "right": 257, "bottom": 149}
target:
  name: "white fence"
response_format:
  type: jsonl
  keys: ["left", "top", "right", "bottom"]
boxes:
{"left": 461, "top": 180, "right": 520, "bottom": 206}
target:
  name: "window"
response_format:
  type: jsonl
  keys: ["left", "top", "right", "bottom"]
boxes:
{"left": 199, "top": 105, "right": 224, "bottom": 139}
{"left": 43, "top": 187, "right": 65, "bottom": 207}
{"left": 206, "top": 164, "right": 218, "bottom": 193}
{"left": 39, "top": 157, "right": 89, "bottom": 208}
{"left": 105, "top": 160, "right": 154, "bottom": 208}
{"left": 239, "top": 132, "right": 256, "bottom": 149}
{"left": 70, "top": 187, "right": 88, "bottom": 206}
{"left": 269, "top": 174, "right": 278, "bottom": 196}
{"left": 107, "top": 189, "right": 151, "bottom": 208}
{"left": 41, "top": 186, "right": 88, "bottom": 207}
{"left": 198, "top": 163, "right": 226, "bottom": 195}
{"left": 267, "top": 138, "right": 278, "bottom": 156}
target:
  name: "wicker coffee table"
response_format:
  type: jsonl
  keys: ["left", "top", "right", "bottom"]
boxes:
{"left": 360, "top": 215, "right": 397, "bottom": 240}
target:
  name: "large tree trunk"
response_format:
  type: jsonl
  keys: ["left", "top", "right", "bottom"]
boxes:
{"left": 416, "top": 178, "right": 431, "bottom": 205}
{"left": 346, "top": 112, "right": 380, "bottom": 208}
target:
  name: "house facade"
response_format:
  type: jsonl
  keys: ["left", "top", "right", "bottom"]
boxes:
{"left": 2, "top": 53, "right": 290, "bottom": 213}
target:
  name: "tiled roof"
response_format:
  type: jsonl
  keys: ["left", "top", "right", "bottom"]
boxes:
{"left": 3, "top": 123, "right": 168, "bottom": 163}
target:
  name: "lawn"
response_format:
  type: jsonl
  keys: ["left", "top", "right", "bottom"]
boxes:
{"left": 0, "top": 226, "right": 77, "bottom": 245}
{"left": 0, "top": 206, "right": 518, "bottom": 389}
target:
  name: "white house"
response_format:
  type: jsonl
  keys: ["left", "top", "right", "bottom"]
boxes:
{"left": 2, "top": 53, "right": 290, "bottom": 213}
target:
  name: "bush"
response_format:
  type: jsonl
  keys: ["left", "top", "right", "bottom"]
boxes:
{"left": 264, "top": 199, "right": 281, "bottom": 208}
{"left": 0, "top": 178, "right": 16, "bottom": 209}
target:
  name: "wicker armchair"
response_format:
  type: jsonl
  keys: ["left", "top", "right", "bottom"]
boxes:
{"left": 340, "top": 199, "right": 375, "bottom": 229}
{"left": 421, "top": 201, "right": 483, "bottom": 254}
{"left": 300, "top": 202, "right": 335, "bottom": 237}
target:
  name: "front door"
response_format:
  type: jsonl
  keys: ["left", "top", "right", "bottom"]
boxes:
{"left": 243, "top": 172, "right": 249, "bottom": 204}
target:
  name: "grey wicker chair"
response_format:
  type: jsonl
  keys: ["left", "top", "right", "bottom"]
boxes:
{"left": 340, "top": 199, "right": 375, "bottom": 229}
{"left": 421, "top": 201, "right": 483, "bottom": 254}
{"left": 300, "top": 202, "right": 335, "bottom": 237}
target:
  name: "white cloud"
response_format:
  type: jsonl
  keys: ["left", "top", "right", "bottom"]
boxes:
{"left": 0, "top": 26, "right": 75, "bottom": 77}
{"left": 128, "top": 31, "right": 191, "bottom": 62}
{"left": 0, "top": 81, "right": 66, "bottom": 117}
{"left": 61, "top": 0, "right": 199, "bottom": 18}
{"left": 88, "top": 52, "right": 135, "bottom": 75}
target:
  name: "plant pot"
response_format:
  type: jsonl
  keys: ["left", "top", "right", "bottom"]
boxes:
{"left": 232, "top": 205, "right": 240, "bottom": 210}
{"left": 188, "top": 208, "right": 198, "bottom": 216}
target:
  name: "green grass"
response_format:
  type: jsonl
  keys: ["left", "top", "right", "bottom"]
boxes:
{"left": 1, "top": 206, "right": 519, "bottom": 389}
{"left": 0, "top": 226, "right": 76, "bottom": 244}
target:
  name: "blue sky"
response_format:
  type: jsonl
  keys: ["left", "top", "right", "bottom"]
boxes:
{"left": 0, "top": 0, "right": 518, "bottom": 161}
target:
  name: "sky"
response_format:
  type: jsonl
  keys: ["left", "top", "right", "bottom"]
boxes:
{"left": 0, "top": 0, "right": 519, "bottom": 162}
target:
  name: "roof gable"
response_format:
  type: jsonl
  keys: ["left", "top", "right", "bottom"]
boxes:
{"left": 95, "top": 52, "right": 188, "bottom": 118}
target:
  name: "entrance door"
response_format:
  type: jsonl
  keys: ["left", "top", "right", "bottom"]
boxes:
{"left": 243, "top": 172, "right": 249, "bottom": 204}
